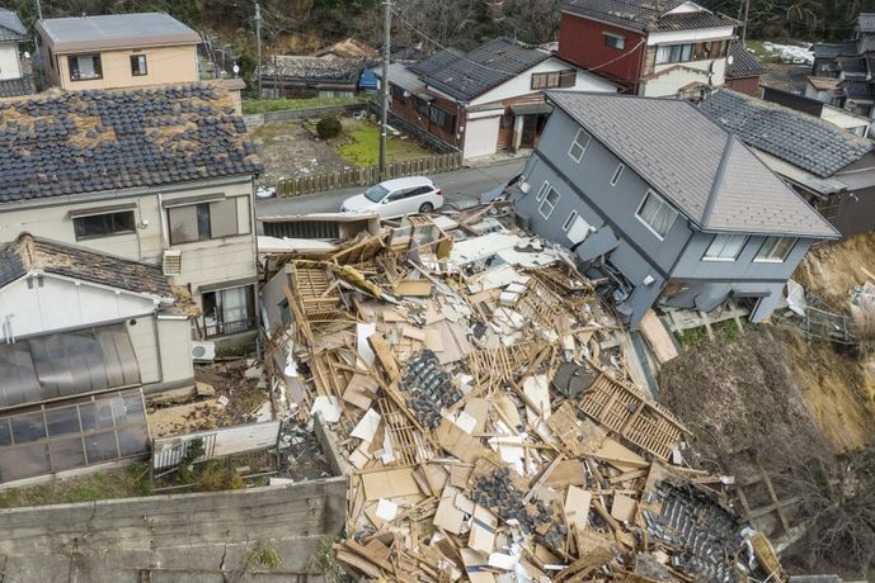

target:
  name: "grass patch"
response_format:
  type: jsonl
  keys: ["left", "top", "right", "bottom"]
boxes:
{"left": 334, "top": 119, "right": 432, "bottom": 167}
{"left": 242, "top": 95, "right": 369, "bottom": 115}
{"left": 0, "top": 461, "right": 152, "bottom": 508}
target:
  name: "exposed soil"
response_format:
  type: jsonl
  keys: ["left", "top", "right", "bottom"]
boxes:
{"left": 251, "top": 118, "right": 351, "bottom": 185}
{"left": 795, "top": 232, "right": 875, "bottom": 308}
{"left": 760, "top": 62, "right": 811, "bottom": 93}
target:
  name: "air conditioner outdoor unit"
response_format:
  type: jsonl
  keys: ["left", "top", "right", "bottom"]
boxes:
{"left": 163, "top": 250, "right": 182, "bottom": 275}
{"left": 191, "top": 341, "right": 216, "bottom": 363}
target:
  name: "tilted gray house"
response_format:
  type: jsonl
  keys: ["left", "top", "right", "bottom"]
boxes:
{"left": 513, "top": 92, "right": 839, "bottom": 328}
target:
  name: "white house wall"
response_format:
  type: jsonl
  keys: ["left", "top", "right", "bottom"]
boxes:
{"left": 0, "top": 44, "right": 22, "bottom": 80}
{"left": 646, "top": 26, "right": 735, "bottom": 45}
{"left": 643, "top": 61, "right": 726, "bottom": 96}
{"left": 0, "top": 275, "right": 159, "bottom": 340}
{"left": 469, "top": 59, "right": 617, "bottom": 107}
{"left": 0, "top": 176, "right": 257, "bottom": 297}
{"left": 127, "top": 317, "right": 161, "bottom": 385}
{"left": 463, "top": 116, "right": 502, "bottom": 159}
{"left": 156, "top": 314, "right": 194, "bottom": 385}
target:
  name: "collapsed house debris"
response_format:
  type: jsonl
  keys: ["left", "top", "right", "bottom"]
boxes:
{"left": 259, "top": 208, "right": 785, "bottom": 582}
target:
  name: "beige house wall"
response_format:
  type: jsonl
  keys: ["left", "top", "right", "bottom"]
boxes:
{"left": 43, "top": 44, "right": 198, "bottom": 90}
{"left": 0, "top": 176, "right": 256, "bottom": 300}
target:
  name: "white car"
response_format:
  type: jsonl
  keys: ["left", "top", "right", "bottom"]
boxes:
{"left": 341, "top": 176, "right": 443, "bottom": 219}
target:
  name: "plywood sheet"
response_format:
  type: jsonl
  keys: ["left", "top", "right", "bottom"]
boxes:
{"left": 640, "top": 310, "right": 679, "bottom": 363}
{"left": 394, "top": 280, "right": 433, "bottom": 297}
{"left": 361, "top": 467, "right": 421, "bottom": 501}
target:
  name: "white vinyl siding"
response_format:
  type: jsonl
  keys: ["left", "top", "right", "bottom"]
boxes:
{"left": 539, "top": 187, "right": 560, "bottom": 219}
{"left": 568, "top": 128, "right": 591, "bottom": 163}
{"left": 754, "top": 236, "right": 796, "bottom": 262}
{"left": 636, "top": 190, "right": 677, "bottom": 240}
{"left": 703, "top": 234, "right": 747, "bottom": 261}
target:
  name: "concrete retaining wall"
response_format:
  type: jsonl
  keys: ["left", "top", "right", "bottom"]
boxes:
{"left": 0, "top": 477, "right": 347, "bottom": 582}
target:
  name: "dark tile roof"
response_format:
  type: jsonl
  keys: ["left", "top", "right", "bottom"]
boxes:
{"left": 0, "top": 233, "right": 173, "bottom": 297}
{"left": 408, "top": 48, "right": 463, "bottom": 76}
{"left": 859, "top": 13, "right": 875, "bottom": 33}
{"left": 261, "top": 56, "right": 365, "bottom": 84}
{"left": 838, "top": 56, "right": 867, "bottom": 73}
{"left": 812, "top": 41, "right": 857, "bottom": 59}
{"left": 562, "top": 0, "right": 735, "bottom": 33}
{"left": 420, "top": 38, "right": 551, "bottom": 101}
{"left": 726, "top": 41, "right": 765, "bottom": 78}
{"left": 0, "top": 8, "right": 26, "bottom": 42}
{"left": 0, "top": 83, "right": 261, "bottom": 205}
{"left": 844, "top": 79, "right": 875, "bottom": 100}
{"left": 761, "top": 86, "right": 824, "bottom": 117}
{"left": 0, "top": 75, "right": 35, "bottom": 98}
{"left": 548, "top": 91, "right": 837, "bottom": 239}
{"left": 700, "top": 89, "right": 874, "bottom": 178}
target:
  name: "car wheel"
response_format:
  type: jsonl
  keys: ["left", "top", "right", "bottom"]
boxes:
{"left": 418, "top": 202, "right": 434, "bottom": 214}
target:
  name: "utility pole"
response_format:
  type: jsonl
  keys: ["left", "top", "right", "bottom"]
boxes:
{"left": 379, "top": 0, "right": 392, "bottom": 178}
{"left": 35, "top": 0, "right": 43, "bottom": 20}
{"left": 741, "top": 0, "right": 750, "bottom": 47}
{"left": 255, "top": 2, "right": 263, "bottom": 98}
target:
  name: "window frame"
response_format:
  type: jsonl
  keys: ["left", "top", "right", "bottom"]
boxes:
{"left": 635, "top": 189, "right": 677, "bottom": 240}
{"left": 68, "top": 54, "right": 103, "bottom": 81}
{"left": 73, "top": 210, "right": 137, "bottom": 241}
{"left": 166, "top": 198, "right": 240, "bottom": 246}
{"left": 562, "top": 210, "right": 578, "bottom": 232}
{"left": 754, "top": 236, "right": 797, "bottom": 263}
{"left": 568, "top": 128, "right": 591, "bottom": 163}
{"left": 703, "top": 233, "right": 748, "bottom": 262}
{"left": 610, "top": 163, "right": 625, "bottom": 186}
{"left": 603, "top": 32, "right": 625, "bottom": 50}
{"left": 655, "top": 43, "right": 694, "bottom": 65}
{"left": 538, "top": 187, "right": 560, "bottom": 219}
{"left": 535, "top": 181, "right": 550, "bottom": 202}
{"left": 201, "top": 284, "right": 256, "bottom": 338}
{"left": 130, "top": 54, "right": 148, "bottom": 76}
{"left": 531, "top": 69, "right": 577, "bottom": 90}
{"left": 428, "top": 106, "right": 456, "bottom": 133}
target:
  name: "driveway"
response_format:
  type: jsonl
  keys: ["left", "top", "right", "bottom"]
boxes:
{"left": 256, "top": 157, "right": 527, "bottom": 218}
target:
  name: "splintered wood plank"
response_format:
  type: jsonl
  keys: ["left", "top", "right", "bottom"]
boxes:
{"left": 639, "top": 310, "right": 679, "bottom": 364}
{"left": 579, "top": 372, "right": 688, "bottom": 461}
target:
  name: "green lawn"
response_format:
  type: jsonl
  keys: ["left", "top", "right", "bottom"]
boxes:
{"left": 334, "top": 119, "right": 432, "bottom": 167}
{"left": 242, "top": 95, "right": 369, "bottom": 115}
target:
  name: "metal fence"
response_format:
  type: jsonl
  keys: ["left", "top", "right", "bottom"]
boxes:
{"left": 275, "top": 151, "right": 463, "bottom": 198}
{"left": 152, "top": 420, "right": 281, "bottom": 470}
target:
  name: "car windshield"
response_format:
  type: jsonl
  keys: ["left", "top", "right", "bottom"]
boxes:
{"left": 364, "top": 184, "right": 390, "bottom": 202}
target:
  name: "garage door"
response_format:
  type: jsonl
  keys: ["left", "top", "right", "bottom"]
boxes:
{"left": 463, "top": 116, "right": 501, "bottom": 159}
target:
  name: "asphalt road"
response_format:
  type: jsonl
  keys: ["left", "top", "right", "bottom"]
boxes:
{"left": 255, "top": 157, "right": 527, "bottom": 218}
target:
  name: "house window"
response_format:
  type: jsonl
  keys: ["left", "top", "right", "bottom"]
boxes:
{"left": 568, "top": 128, "right": 591, "bottom": 162}
{"left": 429, "top": 106, "right": 456, "bottom": 132}
{"left": 73, "top": 210, "right": 136, "bottom": 240}
{"left": 610, "top": 163, "right": 625, "bottom": 186}
{"left": 536, "top": 181, "right": 550, "bottom": 202}
{"left": 414, "top": 96, "right": 429, "bottom": 115}
{"left": 278, "top": 299, "right": 291, "bottom": 327}
{"left": 167, "top": 198, "right": 239, "bottom": 245}
{"left": 390, "top": 84, "right": 407, "bottom": 103}
{"left": 563, "top": 210, "right": 578, "bottom": 231}
{"left": 636, "top": 190, "right": 677, "bottom": 239}
{"left": 656, "top": 43, "right": 694, "bottom": 64}
{"left": 703, "top": 234, "right": 747, "bottom": 261}
{"left": 531, "top": 69, "right": 576, "bottom": 90}
{"left": 539, "top": 187, "right": 560, "bottom": 219}
{"left": 603, "top": 33, "right": 625, "bottom": 50}
{"left": 69, "top": 54, "right": 102, "bottom": 80}
{"left": 202, "top": 285, "right": 255, "bottom": 337}
{"left": 755, "top": 236, "right": 796, "bottom": 262}
{"left": 130, "top": 55, "right": 148, "bottom": 76}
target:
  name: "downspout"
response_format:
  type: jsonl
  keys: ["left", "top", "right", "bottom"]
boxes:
{"left": 151, "top": 309, "right": 165, "bottom": 384}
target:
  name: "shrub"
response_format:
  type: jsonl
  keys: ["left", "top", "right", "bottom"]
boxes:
{"left": 316, "top": 116, "right": 342, "bottom": 139}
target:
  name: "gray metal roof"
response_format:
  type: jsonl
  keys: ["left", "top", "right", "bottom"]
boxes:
{"left": 844, "top": 79, "right": 875, "bottom": 100}
{"left": 726, "top": 41, "right": 764, "bottom": 78}
{"left": 378, "top": 62, "right": 426, "bottom": 95}
{"left": 562, "top": 0, "right": 735, "bottom": 33}
{"left": 858, "top": 13, "right": 875, "bottom": 33}
{"left": 547, "top": 91, "right": 838, "bottom": 239}
{"left": 700, "top": 89, "right": 874, "bottom": 178}
{"left": 0, "top": 84, "right": 261, "bottom": 204}
{"left": 0, "top": 7, "right": 26, "bottom": 42}
{"left": 0, "top": 233, "right": 173, "bottom": 297}
{"left": 420, "top": 38, "right": 551, "bottom": 102}
{"left": 408, "top": 48, "right": 463, "bottom": 76}
{"left": 812, "top": 41, "right": 857, "bottom": 59}
{"left": 38, "top": 12, "right": 200, "bottom": 52}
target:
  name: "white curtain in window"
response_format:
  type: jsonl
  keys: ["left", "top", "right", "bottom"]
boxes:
{"left": 639, "top": 194, "right": 675, "bottom": 237}
{"left": 706, "top": 234, "right": 746, "bottom": 259}
{"left": 219, "top": 287, "right": 248, "bottom": 325}
{"left": 77, "top": 57, "right": 95, "bottom": 78}
{"left": 656, "top": 46, "right": 671, "bottom": 64}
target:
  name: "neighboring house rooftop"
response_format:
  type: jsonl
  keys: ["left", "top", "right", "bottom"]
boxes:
{"left": 726, "top": 41, "right": 765, "bottom": 78}
{"left": 420, "top": 37, "right": 551, "bottom": 102}
{"left": 858, "top": 13, "right": 875, "bottom": 33}
{"left": 0, "top": 83, "right": 261, "bottom": 204}
{"left": 0, "top": 76, "right": 35, "bottom": 98}
{"left": 0, "top": 233, "right": 173, "bottom": 298}
{"left": 262, "top": 55, "right": 365, "bottom": 84}
{"left": 812, "top": 41, "right": 857, "bottom": 59}
{"left": 311, "top": 38, "right": 378, "bottom": 60}
{"left": 379, "top": 62, "right": 427, "bottom": 97}
{"left": 838, "top": 56, "right": 867, "bottom": 73}
{"left": 562, "top": 0, "right": 736, "bottom": 33}
{"left": 700, "top": 89, "right": 874, "bottom": 178}
{"left": 547, "top": 91, "right": 837, "bottom": 238}
{"left": 807, "top": 76, "right": 842, "bottom": 91}
{"left": 37, "top": 12, "right": 200, "bottom": 53}
{"left": 0, "top": 7, "right": 27, "bottom": 42}
{"left": 844, "top": 79, "right": 875, "bottom": 100}
{"left": 408, "top": 48, "right": 464, "bottom": 76}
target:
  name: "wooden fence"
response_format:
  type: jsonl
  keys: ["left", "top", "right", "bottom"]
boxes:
{"left": 276, "top": 151, "right": 463, "bottom": 198}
